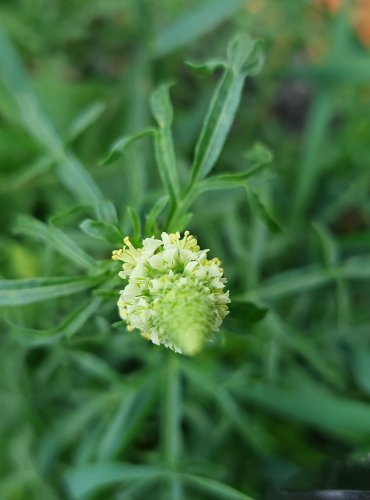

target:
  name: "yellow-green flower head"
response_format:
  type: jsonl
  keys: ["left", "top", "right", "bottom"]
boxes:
{"left": 112, "top": 231, "right": 230, "bottom": 355}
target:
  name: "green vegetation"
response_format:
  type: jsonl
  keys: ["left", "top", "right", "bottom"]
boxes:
{"left": 1, "top": 1, "right": 369, "bottom": 498}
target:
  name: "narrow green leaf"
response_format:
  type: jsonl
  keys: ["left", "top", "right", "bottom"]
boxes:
{"left": 115, "top": 479, "right": 159, "bottom": 500}
{"left": 244, "top": 257, "right": 370, "bottom": 301}
{"left": 182, "top": 364, "right": 275, "bottom": 456}
{"left": 266, "top": 313, "right": 343, "bottom": 389}
{"left": 150, "top": 84, "right": 180, "bottom": 202}
{"left": 97, "top": 391, "right": 136, "bottom": 460}
{"left": 292, "top": 88, "right": 332, "bottom": 223}
{"left": 176, "top": 212, "right": 193, "bottom": 233}
{"left": 14, "top": 215, "right": 96, "bottom": 270}
{"left": 245, "top": 268, "right": 330, "bottom": 301}
{"left": 8, "top": 296, "right": 102, "bottom": 345}
{"left": 66, "top": 102, "right": 106, "bottom": 143}
{"left": 312, "top": 221, "right": 338, "bottom": 267}
{"left": 190, "top": 34, "right": 264, "bottom": 183}
{"left": 127, "top": 207, "right": 142, "bottom": 245}
{"left": 198, "top": 174, "right": 248, "bottom": 191}
{"left": 237, "top": 374, "right": 370, "bottom": 443}
{"left": 0, "top": 29, "right": 106, "bottom": 209}
{"left": 150, "top": 83, "right": 174, "bottom": 127}
{"left": 245, "top": 185, "right": 282, "bottom": 233}
{"left": 198, "top": 143, "right": 273, "bottom": 192}
{"left": 80, "top": 219, "right": 122, "bottom": 246}
{"left": 64, "top": 462, "right": 165, "bottom": 499}
{"left": 153, "top": 0, "right": 244, "bottom": 58}
{"left": 288, "top": 56, "right": 370, "bottom": 84}
{"left": 49, "top": 206, "right": 89, "bottom": 227}
{"left": 185, "top": 59, "right": 226, "bottom": 74}
{"left": 69, "top": 351, "right": 119, "bottom": 383}
{"left": 100, "top": 128, "right": 153, "bottom": 166}
{"left": 95, "top": 201, "right": 118, "bottom": 225}
{"left": 243, "top": 143, "right": 273, "bottom": 166}
{"left": 145, "top": 195, "right": 169, "bottom": 236}
{"left": 227, "top": 35, "right": 264, "bottom": 75}
{"left": 0, "top": 155, "right": 53, "bottom": 192}
{"left": 115, "top": 382, "right": 160, "bottom": 454}
{"left": 51, "top": 295, "right": 103, "bottom": 339}
{"left": 0, "top": 275, "right": 102, "bottom": 306}
{"left": 350, "top": 344, "right": 370, "bottom": 396}
{"left": 224, "top": 301, "right": 268, "bottom": 335}
{"left": 182, "top": 473, "right": 255, "bottom": 500}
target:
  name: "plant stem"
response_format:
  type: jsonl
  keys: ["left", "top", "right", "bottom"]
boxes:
{"left": 164, "top": 353, "right": 183, "bottom": 499}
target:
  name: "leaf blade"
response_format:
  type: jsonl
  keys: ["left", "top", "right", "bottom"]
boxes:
{"left": 150, "top": 84, "right": 180, "bottom": 203}
{"left": 0, "top": 28, "right": 106, "bottom": 209}
{"left": 153, "top": 0, "right": 244, "bottom": 58}
{"left": 190, "top": 35, "right": 264, "bottom": 183}
{"left": 14, "top": 215, "right": 97, "bottom": 270}
{"left": 0, "top": 276, "right": 102, "bottom": 306}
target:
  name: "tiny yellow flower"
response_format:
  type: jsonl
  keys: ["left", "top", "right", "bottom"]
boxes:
{"left": 112, "top": 231, "right": 230, "bottom": 355}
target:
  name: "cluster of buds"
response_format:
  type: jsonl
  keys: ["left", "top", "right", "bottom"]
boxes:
{"left": 112, "top": 231, "right": 230, "bottom": 355}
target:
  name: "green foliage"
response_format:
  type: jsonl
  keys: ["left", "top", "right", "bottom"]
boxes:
{"left": 1, "top": 1, "right": 370, "bottom": 499}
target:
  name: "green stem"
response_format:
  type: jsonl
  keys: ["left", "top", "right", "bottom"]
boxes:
{"left": 166, "top": 182, "right": 199, "bottom": 232}
{"left": 164, "top": 353, "right": 183, "bottom": 499}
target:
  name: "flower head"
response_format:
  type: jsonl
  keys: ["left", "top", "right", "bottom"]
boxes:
{"left": 112, "top": 231, "right": 230, "bottom": 355}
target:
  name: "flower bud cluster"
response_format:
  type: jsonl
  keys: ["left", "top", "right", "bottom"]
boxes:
{"left": 112, "top": 231, "right": 230, "bottom": 355}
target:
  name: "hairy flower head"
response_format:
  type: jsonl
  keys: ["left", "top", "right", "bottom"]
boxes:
{"left": 112, "top": 231, "right": 230, "bottom": 355}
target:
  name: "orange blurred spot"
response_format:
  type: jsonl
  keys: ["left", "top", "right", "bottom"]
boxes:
{"left": 320, "top": 0, "right": 343, "bottom": 13}
{"left": 317, "top": 0, "right": 370, "bottom": 47}
{"left": 354, "top": 0, "right": 370, "bottom": 46}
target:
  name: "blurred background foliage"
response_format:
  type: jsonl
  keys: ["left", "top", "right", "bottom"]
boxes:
{"left": 0, "top": 0, "right": 370, "bottom": 498}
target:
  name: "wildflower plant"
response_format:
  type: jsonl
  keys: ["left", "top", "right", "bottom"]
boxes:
{"left": 0, "top": 28, "right": 276, "bottom": 499}
{"left": 2, "top": 2, "right": 370, "bottom": 499}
